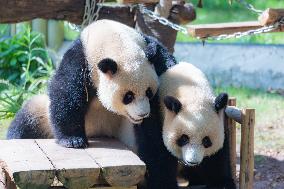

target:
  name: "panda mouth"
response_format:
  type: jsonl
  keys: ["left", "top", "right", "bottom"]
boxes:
{"left": 126, "top": 113, "right": 143, "bottom": 124}
{"left": 179, "top": 160, "right": 199, "bottom": 167}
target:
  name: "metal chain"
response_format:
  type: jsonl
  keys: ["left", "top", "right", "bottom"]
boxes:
{"left": 236, "top": 0, "right": 263, "bottom": 15}
{"left": 139, "top": 4, "right": 188, "bottom": 34}
{"left": 206, "top": 17, "right": 284, "bottom": 41}
{"left": 68, "top": 0, "right": 104, "bottom": 32}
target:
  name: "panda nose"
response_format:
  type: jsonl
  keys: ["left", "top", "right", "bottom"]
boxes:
{"left": 138, "top": 113, "right": 148, "bottom": 118}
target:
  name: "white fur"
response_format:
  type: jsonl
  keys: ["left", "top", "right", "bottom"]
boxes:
{"left": 159, "top": 62, "right": 225, "bottom": 165}
{"left": 81, "top": 19, "right": 159, "bottom": 123}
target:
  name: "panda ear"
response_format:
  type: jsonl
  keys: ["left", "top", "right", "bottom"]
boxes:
{"left": 214, "top": 93, "right": 228, "bottom": 113}
{"left": 164, "top": 96, "right": 182, "bottom": 114}
{"left": 98, "top": 58, "right": 118, "bottom": 77}
{"left": 142, "top": 34, "right": 177, "bottom": 76}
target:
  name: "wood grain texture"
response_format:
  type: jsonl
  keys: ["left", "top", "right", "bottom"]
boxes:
{"left": 85, "top": 139, "right": 146, "bottom": 187}
{"left": 0, "top": 1, "right": 135, "bottom": 26}
{"left": 0, "top": 140, "right": 55, "bottom": 189}
{"left": 35, "top": 139, "right": 100, "bottom": 189}
{"left": 240, "top": 109, "right": 255, "bottom": 189}
{"left": 259, "top": 8, "right": 284, "bottom": 26}
{"left": 187, "top": 21, "right": 284, "bottom": 38}
{"left": 227, "top": 98, "right": 237, "bottom": 185}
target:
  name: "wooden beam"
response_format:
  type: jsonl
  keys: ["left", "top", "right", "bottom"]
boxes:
{"left": 225, "top": 106, "right": 242, "bottom": 124}
{"left": 0, "top": 1, "right": 136, "bottom": 25}
{"left": 240, "top": 109, "right": 255, "bottom": 189}
{"left": 187, "top": 21, "right": 284, "bottom": 38}
{"left": 259, "top": 8, "right": 284, "bottom": 26}
{"left": 117, "top": 0, "right": 158, "bottom": 3}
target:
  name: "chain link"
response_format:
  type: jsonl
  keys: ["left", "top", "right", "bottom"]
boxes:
{"left": 206, "top": 17, "right": 284, "bottom": 41}
{"left": 139, "top": 4, "right": 188, "bottom": 34}
{"left": 236, "top": 0, "right": 263, "bottom": 15}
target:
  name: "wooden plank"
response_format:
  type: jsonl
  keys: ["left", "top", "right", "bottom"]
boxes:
{"left": 225, "top": 106, "right": 242, "bottom": 124}
{"left": 0, "top": 139, "right": 55, "bottom": 189}
{"left": 85, "top": 139, "right": 146, "bottom": 187}
{"left": 90, "top": 187, "right": 137, "bottom": 189}
{"left": 187, "top": 21, "right": 284, "bottom": 38}
{"left": 227, "top": 98, "right": 237, "bottom": 185}
{"left": 35, "top": 139, "right": 100, "bottom": 189}
{"left": 240, "top": 109, "right": 255, "bottom": 189}
{"left": 259, "top": 8, "right": 284, "bottom": 26}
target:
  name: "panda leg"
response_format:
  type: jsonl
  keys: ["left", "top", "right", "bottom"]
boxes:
{"left": 48, "top": 39, "right": 91, "bottom": 148}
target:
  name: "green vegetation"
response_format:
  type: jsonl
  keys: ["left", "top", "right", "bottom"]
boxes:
{"left": 0, "top": 27, "right": 54, "bottom": 120}
{"left": 177, "top": 0, "right": 284, "bottom": 44}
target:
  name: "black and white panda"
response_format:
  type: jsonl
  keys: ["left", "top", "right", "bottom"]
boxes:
{"left": 7, "top": 19, "right": 178, "bottom": 189}
{"left": 7, "top": 19, "right": 175, "bottom": 146}
{"left": 140, "top": 62, "right": 235, "bottom": 188}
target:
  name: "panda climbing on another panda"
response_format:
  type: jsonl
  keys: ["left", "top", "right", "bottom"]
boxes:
{"left": 138, "top": 62, "right": 235, "bottom": 189}
{"left": 7, "top": 19, "right": 179, "bottom": 189}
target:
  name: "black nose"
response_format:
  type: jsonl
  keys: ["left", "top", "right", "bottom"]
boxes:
{"left": 138, "top": 113, "right": 148, "bottom": 118}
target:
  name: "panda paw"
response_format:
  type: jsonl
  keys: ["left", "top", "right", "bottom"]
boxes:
{"left": 57, "top": 137, "right": 89, "bottom": 148}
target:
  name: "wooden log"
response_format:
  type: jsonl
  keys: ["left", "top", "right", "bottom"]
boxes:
{"left": 0, "top": 1, "right": 135, "bottom": 25}
{"left": 240, "top": 109, "right": 255, "bottom": 189}
{"left": 225, "top": 106, "right": 242, "bottom": 124}
{"left": 187, "top": 21, "right": 284, "bottom": 38}
{"left": 259, "top": 8, "right": 284, "bottom": 26}
{"left": 85, "top": 139, "right": 146, "bottom": 187}
{"left": 0, "top": 140, "right": 55, "bottom": 189}
{"left": 35, "top": 139, "right": 101, "bottom": 189}
{"left": 227, "top": 98, "right": 237, "bottom": 185}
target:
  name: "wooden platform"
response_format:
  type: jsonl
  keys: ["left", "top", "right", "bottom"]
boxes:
{"left": 0, "top": 139, "right": 146, "bottom": 189}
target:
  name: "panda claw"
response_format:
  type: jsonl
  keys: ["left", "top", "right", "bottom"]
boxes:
{"left": 57, "top": 137, "right": 89, "bottom": 148}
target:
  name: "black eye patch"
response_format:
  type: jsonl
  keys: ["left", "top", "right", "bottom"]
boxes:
{"left": 123, "top": 91, "right": 135, "bottom": 105}
{"left": 202, "top": 136, "right": 212, "bottom": 148}
{"left": 146, "top": 87, "right": 153, "bottom": 99}
{"left": 177, "top": 134, "right": 189, "bottom": 147}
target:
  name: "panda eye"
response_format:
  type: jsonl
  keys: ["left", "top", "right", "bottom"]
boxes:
{"left": 146, "top": 87, "right": 153, "bottom": 99}
{"left": 123, "top": 91, "right": 135, "bottom": 105}
{"left": 202, "top": 136, "right": 212, "bottom": 148}
{"left": 176, "top": 134, "right": 189, "bottom": 147}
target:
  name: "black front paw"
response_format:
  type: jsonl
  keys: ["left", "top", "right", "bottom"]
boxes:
{"left": 57, "top": 137, "right": 89, "bottom": 148}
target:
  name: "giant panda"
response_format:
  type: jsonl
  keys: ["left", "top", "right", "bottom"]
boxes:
{"left": 7, "top": 20, "right": 178, "bottom": 189}
{"left": 7, "top": 19, "right": 175, "bottom": 145}
{"left": 138, "top": 62, "right": 235, "bottom": 189}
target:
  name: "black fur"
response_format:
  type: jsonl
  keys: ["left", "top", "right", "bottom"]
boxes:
{"left": 97, "top": 58, "right": 118, "bottom": 75}
{"left": 164, "top": 96, "right": 182, "bottom": 114}
{"left": 7, "top": 103, "right": 48, "bottom": 139}
{"left": 135, "top": 94, "right": 179, "bottom": 189}
{"left": 48, "top": 39, "right": 95, "bottom": 148}
{"left": 215, "top": 93, "right": 228, "bottom": 113}
{"left": 143, "top": 35, "right": 176, "bottom": 76}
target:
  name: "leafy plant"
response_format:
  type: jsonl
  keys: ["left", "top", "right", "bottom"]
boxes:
{"left": 0, "top": 26, "right": 54, "bottom": 119}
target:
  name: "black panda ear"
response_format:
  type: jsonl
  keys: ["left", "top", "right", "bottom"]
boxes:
{"left": 164, "top": 96, "right": 182, "bottom": 114}
{"left": 214, "top": 93, "right": 228, "bottom": 113}
{"left": 98, "top": 58, "right": 118, "bottom": 77}
{"left": 142, "top": 34, "right": 177, "bottom": 76}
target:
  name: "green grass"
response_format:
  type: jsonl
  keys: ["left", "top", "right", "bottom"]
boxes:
{"left": 176, "top": 0, "right": 284, "bottom": 44}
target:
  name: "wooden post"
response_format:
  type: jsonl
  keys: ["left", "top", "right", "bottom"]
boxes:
{"left": 32, "top": 19, "right": 48, "bottom": 44}
{"left": 227, "top": 98, "right": 237, "bottom": 184}
{"left": 47, "top": 20, "right": 64, "bottom": 50}
{"left": 240, "top": 109, "right": 255, "bottom": 189}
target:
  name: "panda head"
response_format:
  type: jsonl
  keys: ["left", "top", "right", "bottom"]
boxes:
{"left": 81, "top": 20, "right": 161, "bottom": 124}
{"left": 162, "top": 93, "right": 228, "bottom": 166}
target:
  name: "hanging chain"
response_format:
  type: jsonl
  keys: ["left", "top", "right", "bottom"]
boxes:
{"left": 206, "top": 17, "right": 284, "bottom": 40}
{"left": 235, "top": 0, "right": 263, "bottom": 15}
{"left": 68, "top": 0, "right": 105, "bottom": 32}
{"left": 139, "top": 4, "right": 188, "bottom": 34}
